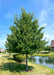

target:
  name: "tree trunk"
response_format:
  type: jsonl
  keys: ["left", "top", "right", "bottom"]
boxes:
{"left": 26, "top": 54, "right": 28, "bottom": 71}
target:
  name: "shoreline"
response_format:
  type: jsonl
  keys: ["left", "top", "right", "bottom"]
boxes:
{"left": 0, "top": 55, "right": 54, "bottom": 75}
{"left": 29, "top": 61, "right": 54, "bottom": 70}
{"left": 33, "top": 53, "right": 54, "bottom": 57}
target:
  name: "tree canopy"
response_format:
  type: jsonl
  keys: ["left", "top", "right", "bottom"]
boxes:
{"left": 5, "top": 8, "right": 47, "bottom": 71}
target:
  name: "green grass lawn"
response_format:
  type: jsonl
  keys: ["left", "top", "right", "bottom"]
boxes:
{"left": 33, "top": 53, "right": 54, "bottom": 57}
{"left": 0, "top": 55, "right": 54, "bottom": 75}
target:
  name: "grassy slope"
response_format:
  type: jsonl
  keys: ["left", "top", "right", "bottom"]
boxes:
{"left": 0, "top": 55, "right": 54, "bottom": 75}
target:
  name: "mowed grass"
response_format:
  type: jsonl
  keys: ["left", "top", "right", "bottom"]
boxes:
{"left": 0, "top": 55, "right": 54, "bottom": 75}
{"left": 33, "top": 53, "right": 54, "bottom": 57}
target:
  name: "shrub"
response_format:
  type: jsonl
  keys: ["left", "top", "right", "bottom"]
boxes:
{"left": 41, "top": 51, "right": 49, "bottom": 54}
{"left": 13, "top": 54, "right": 26, "bottom": 62}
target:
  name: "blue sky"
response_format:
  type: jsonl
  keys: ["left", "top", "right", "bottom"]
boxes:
{"left": 0, "top": 0, "right": 54, "bottom": 48}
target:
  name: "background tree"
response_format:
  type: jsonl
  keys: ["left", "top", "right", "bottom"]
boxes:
{"left": 5, "top": 8, "right": 47, "bottom": 71}
{"left": 45, "top": 45, "right": 52, "bottom": 52}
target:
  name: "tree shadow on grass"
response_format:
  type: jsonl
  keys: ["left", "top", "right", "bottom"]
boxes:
{"left": 7, "top": 57, "right": 14, "bottom": 60}
{"left": 0, "top": 62, "right": 33, "bottom": 72}
{"left": 2, "top": 56, "right": 9, "bottom": 58}
{"left": 3, "top": 56, "right": 14, "bottom": 60}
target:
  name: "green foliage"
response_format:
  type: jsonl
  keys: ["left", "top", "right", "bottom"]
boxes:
{"left": 13, "top": 54, "right": 26, "bottom": 62}
{"left": 45, "top": 46, "right": 52, "bottom": 52}
{"left": 41, "top": 51, "right": 49, "bottom": 54}
{"left": 5, "top": 8, "right": 47, "bottom": 54}
{"left": 5, "top": 7, "right": 47, "bottom": 71}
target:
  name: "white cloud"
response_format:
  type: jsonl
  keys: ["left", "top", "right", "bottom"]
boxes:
{"left": 42, "top": 23, "right": 47, "bottom": 27}
{"left": 44, "top": 33, "right": 54, "bottom": 40}
{"left": 39, "top": 9, "right": 48, "bottom": 23}
{"left": 44, "top": 33, "right": 54, "bottom": 45}
{"left": 39, "top": 9, "right": 51, "bottom": 45}
{"left": 0, "top": 39, "right": 6, "bottom": 48}
{"left": 40, "top": 23, "right": 47, "bottom": 27}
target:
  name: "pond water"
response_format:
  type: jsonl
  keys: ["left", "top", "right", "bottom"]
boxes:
{"left": 29, "top": 56, "right": 54, "bottom": 69}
